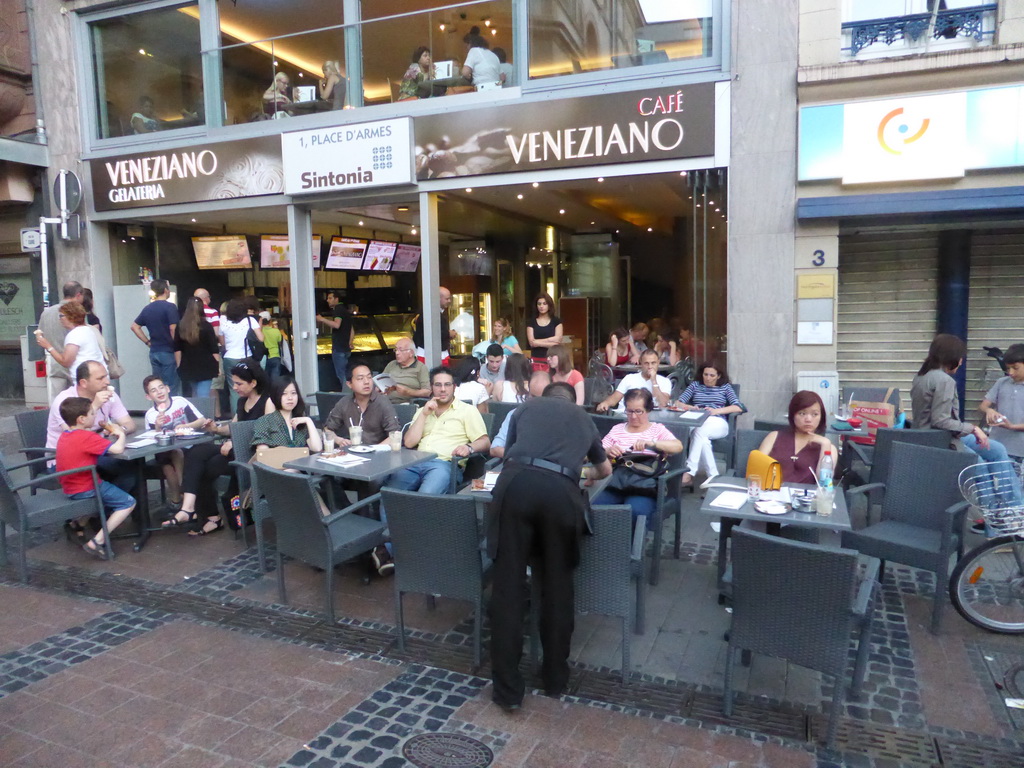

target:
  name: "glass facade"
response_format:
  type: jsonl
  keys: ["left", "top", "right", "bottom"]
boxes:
{"left": 86, "top": 0, "right": 723, "bottom": 141}
{"left": 91, "top": 3, "right": 204, "bottom": 139}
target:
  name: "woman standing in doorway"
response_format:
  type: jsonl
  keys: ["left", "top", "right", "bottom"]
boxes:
{"left": 220, "top": 298, "right": 263, "bottom": 411}
{"left": 175, "top": 296, "right": 220, "bottom": 398}
{"left": 526, "top": 293, "right": 563, "bottom": 370}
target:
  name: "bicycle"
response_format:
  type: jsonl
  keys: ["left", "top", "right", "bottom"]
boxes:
{"left": 949, "top": 460, "right": 1024, "bottom": 633}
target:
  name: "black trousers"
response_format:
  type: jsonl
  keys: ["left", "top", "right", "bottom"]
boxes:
{"left": 489, "top": 464, "right": 584, "bottom": 706}
{"left": 181, "top": 441, "right": 233, "bottom": 518}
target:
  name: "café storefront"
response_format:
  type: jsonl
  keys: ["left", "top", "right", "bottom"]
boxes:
{"left": 87, "top": 81, "right": 729, "bottom": 400}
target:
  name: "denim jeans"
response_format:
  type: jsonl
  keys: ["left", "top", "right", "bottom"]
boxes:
{"left": 331, "top": 350, "right": 350, "bottom": 390}
{"left": 266, "top": 357, "right": 283, "bottom": 383}
{"left": 184, "top": 379, "right": 213, "bottom": 398}
{"left": 223, "top": 357, "right": 242, "bottom": 411}
{"left": 961, "top": 433, "right": 1022, "bottom": 505}
{"left": 593, "top": 488, "right": 657, "bottom": 521}
{"left": 150, "top": 349, "right": 180, "bottom": 395}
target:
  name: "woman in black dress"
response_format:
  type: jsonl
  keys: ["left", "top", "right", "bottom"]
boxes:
{"left": 175, "top": 296, "right": 221, "bottom": 398}
{"left": 162, "top": 360, "right": 274, "bottom": 536}
{"left": 525, "top": 292, "right": 563, "bottom": 370}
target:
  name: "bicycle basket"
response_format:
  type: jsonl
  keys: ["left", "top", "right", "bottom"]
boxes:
{"left": 958, "top": 460, "right": 1024, "bottom": 535}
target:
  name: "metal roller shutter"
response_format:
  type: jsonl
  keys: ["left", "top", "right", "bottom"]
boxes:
{"left": 965, "top": 230, "right": 1024, "bottom": 416}
{"left": 837, "top": 232, "right": 938, "bottom": 416}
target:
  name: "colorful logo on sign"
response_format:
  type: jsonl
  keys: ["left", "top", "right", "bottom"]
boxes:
{"left": 877, "top": 108, "right": 930, "bottom": 155}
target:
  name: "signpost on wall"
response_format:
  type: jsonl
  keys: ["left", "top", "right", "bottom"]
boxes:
{"left": 31, "top": 169, "right": 82, "bottom": 307}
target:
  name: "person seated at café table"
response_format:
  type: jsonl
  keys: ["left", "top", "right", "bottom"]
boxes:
{"left": 758, "top": 390, "right": 836, "bottom": 485}
{"left": 461, "top": 32, "right": 502, "bottom": 89}
{"left": 592, "top": 388, "right": 682, "bottom": 522}
{"left": 162, "top": 360, "right": 274, "bottom": 536}
{"left": 142, "top": 375, "right": 207, "bottom": 506}
{"left": 494, "top": 353, "right": 533, "bottom": 403}
{"left": 547, "top": 343, "right": 585, "bottom": 406}
{"left": 263, "top": 72, "right": 292, "bottom": 116}
{"left": 490, "top": 317, "right": 522, "bottom": 356}
{"left": 605, "top": 326, "right": 640, "bottom": 366}
{"left": 677, "top": 361, "right": 743, "bottom": 487}
{"left": 478, "top": 343, "right": 506, "bottom": 397}
{"left": 251, "top": 377, "right": 322, "bottom": 453}
{"left": 319, "top": 59, "right": 345, "bottom": 108}
{"left": 399, "top": 46, "right": 432, "bottom": 100}
{"left": 382, "top": 337, "right": 431, "bottom": 404}
{"left": 324, "top": 363, "right": 401, "bottom": 447}
{"left": 490, "top": 371, "right": 551, "bottom": 459}
{"left": 494, "top": 47, "right": 514, "bottom": 87}
{"left": 596, "top": 349, "right": 671, "bottom": 412}
{"left": 386, "top": 366, "right": 490, "bottom": 495}
{"left": 131, "top": 96, "right": 163, "bottom": 134}
{"left": 453, "top": 356, "right": 489, "bottom": 413}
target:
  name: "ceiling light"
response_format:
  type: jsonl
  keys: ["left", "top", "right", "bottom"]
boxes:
{"left": 647, "top": 227, "right": 653, "bottom": 232}
{"left": 590, "top": 221, "right": 595, "bottom": 225}
{"left": 273, "top": 60, "right": 279, "bottom": 67}
{"left": 597, "top": 177, "right": 604, "bottom": 182}
{"left": 680, "top": 171, "right": 687, "bottom": 176}
{"left": 138, "top": 48, "right": 146, "bottom": 55}
{"left": 298, "top": 72, "right": 303, "bottom": 78}
{"left": 491, "top": 28, "right": 497, "bottom": 35}
{"left": 559, "top": 209, "right": 565, "bottom": 214}
{"left": 190, "top": 218, "right": 196, "bottom": 223}
{"left": 358, "top": 220, "right": 364, "bottom": 226}
{"left": 397, "top": 205, "right": 409, "bottom": 212}
{"left": 465, "top": 188, "right": 472, "bottom": 193}
{"left": 516, "top": 193, "right": 523, "bottom": 200}
{"left": 484, "top": 19, "right": 491, "bottom": 27}
{"left": 696, "top": 204, "right": 701, "bottom": 208}
{"left": 532, "top": 182, "right": 539, "bottom": 188}
{"left": 411, "top": 228, "right": 417, "bottom": 235}
{"left": 439, "top": 23, "right": 446, "bottom": 31}
{"left": 708, "top": 200, "right": 715, "bottom": 205}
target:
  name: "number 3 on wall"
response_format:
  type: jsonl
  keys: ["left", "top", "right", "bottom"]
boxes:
{"left": 811, "top": 249, "right": 825, "bottom": 267}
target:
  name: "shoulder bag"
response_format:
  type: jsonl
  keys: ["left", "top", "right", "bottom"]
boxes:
{"left": 245, "top": 317, "right": 268, "bottom": 363}
{"left": 745, "top": 449, "right": 782, "bottom": 490}
{"left": 606, "top": 451, "right": 669, "bottom": 497}
{"left": 91, "top": 325, "right": 125, "bottom": 379}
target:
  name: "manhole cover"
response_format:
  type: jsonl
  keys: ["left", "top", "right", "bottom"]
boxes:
{"left": 402, "top": 733, "right": 494, "bottom": 768}
{"left": 980, "top": 650, "right": 1024, "bottom": 730}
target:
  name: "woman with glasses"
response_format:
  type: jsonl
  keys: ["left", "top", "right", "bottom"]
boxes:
{"left": 547, "top": 343, "right": 584, "bottom": 405}
{"left": 592, "top": 388, "right": 682, "bottom": 522}
{"left": 162, "top": 360, "right": 274, "bottom": 536}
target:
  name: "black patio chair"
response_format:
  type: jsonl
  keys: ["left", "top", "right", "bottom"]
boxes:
{"left": 14, "top": 409, "right": 59, "bottom": 494}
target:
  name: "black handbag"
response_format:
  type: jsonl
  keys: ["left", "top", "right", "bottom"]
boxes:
{"left": 606, "top": 451, "right": 669, "bottom": 497}
{"left": 245, "top": 317, "right": 268, "bottom": 362}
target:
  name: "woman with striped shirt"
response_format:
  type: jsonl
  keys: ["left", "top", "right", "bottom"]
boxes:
{"left": 593, "top": 388, "right": 682, "bottom": 522}
{"left": 678, "top": 362, "right": 743, "bottom": 486}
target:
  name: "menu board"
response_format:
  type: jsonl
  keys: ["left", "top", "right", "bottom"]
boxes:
{"left": 362, "top": 241, "right": 397, "bottom": 271}
{"left": 192, "top": 236, "right": 252, "bottom": 270}
{"left": 260, "top": 235, "right": 322, "bottom": 269}
{"left": 391, "top": 244, "right": 422, "bottom": 273}
{"left": 325, "top": 237, "right": 368, "bottom": 270}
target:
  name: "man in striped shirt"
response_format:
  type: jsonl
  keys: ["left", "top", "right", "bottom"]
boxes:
{"left": 194, "top": 288, "right": 220, "bottom": 332}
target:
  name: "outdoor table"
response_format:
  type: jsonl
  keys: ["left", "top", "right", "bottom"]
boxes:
{"left": 110, "top": 431, "right": 218, "bottom": 552}
{"left": 611, "top": 363, "right": 674, "bottom": 380}
{"left": 284, "top": 448, "right": 437, "bottom": 485}
{"left": 699, "top": 475, "right": 852, "bottom": 589}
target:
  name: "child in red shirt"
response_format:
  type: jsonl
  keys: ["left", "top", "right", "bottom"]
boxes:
{"left": 56, "top": 397, "right": 135, "bottom": 560}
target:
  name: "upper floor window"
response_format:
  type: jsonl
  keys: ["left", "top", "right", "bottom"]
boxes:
{"left": 842, "top": 1, "right": 997, "bottom": 58}
{"left": 528, "top": 0, "right": 715, "bottom": 79}
{"left": 91, "top": 3, "right": 204, "bottom": 139}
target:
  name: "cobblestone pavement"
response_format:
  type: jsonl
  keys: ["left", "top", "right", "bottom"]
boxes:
{"left": 2, "top": 478, "right": 1024, "bottom": 766}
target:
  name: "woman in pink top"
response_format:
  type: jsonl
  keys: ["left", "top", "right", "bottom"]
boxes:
{"left": 547, "top": 343, "right": 585, "bottom": 405}
{"left": 593, "top": 388, "right": 682, "bottom": 521}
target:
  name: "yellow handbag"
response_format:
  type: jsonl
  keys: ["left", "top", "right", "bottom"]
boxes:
{"left": 745, "top": 449, "right": 782, "bottom": 490}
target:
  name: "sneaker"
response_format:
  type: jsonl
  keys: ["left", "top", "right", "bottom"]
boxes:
{"left": 372, "top": 545, "right": 395, "bottom": 576}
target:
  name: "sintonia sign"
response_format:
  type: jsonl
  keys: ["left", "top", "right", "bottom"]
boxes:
{"left": 91, "top": 136, "right": 284, "bottom": 212}
{"left": 413, "top": 84, "right": 715, "bottom": 180}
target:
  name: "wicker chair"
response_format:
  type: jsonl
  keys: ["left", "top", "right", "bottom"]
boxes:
{"left": 589, "top": 413, "right": 622, "bottom": 439}
{"left": 724, "top": 528, "right": 879, "bottom": 751}
{"left": 381, "top": 488, "right": 490, "bottom": 667}
{"left": 14, "top": 409, "right": 59, "bottom": 494}
{"left": 314, "top": 391, "right": 344, "bottom": 424}
{"left": 531, "top": 504, "right": 640, "bottom": 682}
{"left": 228, "top": 421, "right": 268, "bottom": 567}
{"left": 841, "top": 442, "right": 976, "bottom": 633}
{"left": 486, "top": 402, "right": 518, "bottom": 433}
{"left": 393, "top": 402, "right": 418, "bottom": 427}
{"left": 0, "top": 453, "right": 110, "bottom": 580}
{"left": 254, "top": 464, "right": 387, "bottom": 622}
{"left": 841, "top": 428, "right": 949, "bottom": 515}
{"left": 647, "top": 422, "right": 690, "bottom": 586}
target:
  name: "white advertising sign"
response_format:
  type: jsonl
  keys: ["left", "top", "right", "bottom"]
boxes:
{"left": 282, "top": 118, "right": 413, "bottom": 195}
{"left": 842, "top": 93, "right": 966, "bottom": 184}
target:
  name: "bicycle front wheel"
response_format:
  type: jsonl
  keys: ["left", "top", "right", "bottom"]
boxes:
{"left": 950, "top": 535, "right": 1024, "bottom": 634}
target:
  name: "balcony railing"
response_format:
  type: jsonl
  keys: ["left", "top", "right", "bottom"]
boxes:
{"left": 841, "top": 4, "right": 997, "bottom": 56}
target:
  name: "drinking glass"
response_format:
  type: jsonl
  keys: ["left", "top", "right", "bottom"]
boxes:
{"left": 323, "top": 431, "right": 335, "bottom": 453}
{"left": 349, "top": 425, "right": 363, "bottom": 445}
{"left": 746, "top": 474, "right": 761, "bottom": 501}
{"left": 389, "top": 430, "right": 403, "bottom": 451}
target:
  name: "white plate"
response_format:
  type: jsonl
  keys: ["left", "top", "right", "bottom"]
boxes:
{"left": 754, "top": 502, "right": 788, "bottom": 515}
{"left": 348, "top": 445, "right": 374, "bottom": 453}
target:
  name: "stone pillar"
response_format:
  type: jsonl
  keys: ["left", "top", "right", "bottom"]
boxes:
{"left": 727, "top": 0, "right": 800, "bottom": 423}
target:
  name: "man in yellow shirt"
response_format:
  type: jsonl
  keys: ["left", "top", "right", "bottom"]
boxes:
{"left": 389, "top": 367, "right": 490, "bottom": 494}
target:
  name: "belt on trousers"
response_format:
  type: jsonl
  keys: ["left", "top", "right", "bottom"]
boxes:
{"left": 510, "top": 457, "right": 578, "bottom": 481}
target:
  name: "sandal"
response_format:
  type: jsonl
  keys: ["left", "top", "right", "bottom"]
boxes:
{"left": 82, "top": 539, "right": 109, "bottom": 561}
{"left": 188, "top": 517, "right": 224, "bottom": 537}
{"left": 162, "top": 510, "right": 196, "bottom": 529}
{"left": 64, "top": 520, "right": 88, "bottom": 544}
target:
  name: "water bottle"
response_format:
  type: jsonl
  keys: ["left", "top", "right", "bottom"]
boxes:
{"left": 819, "top": 450, "right": 834, "bottom": 492}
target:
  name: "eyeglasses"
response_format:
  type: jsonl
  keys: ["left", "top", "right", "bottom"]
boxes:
{"left": 625, "top": 408, "right": 647, "bottom": 416}
{"left": 432, "top": 381, "right": 454, "bottom": 388}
